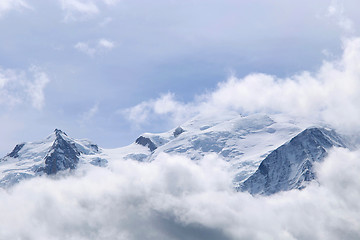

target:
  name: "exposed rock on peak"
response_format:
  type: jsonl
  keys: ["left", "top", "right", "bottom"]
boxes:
{"left": 173, "top": 127, "right": 185, "bottom": 138}
{"left": 135, "top": 136, "right": 157, "bottom": 152}
{"left": 43, "top": 133, "right": 80, "bottom": 175}
{"left": 54, "top": 128, "right": 67, "bottom": 136}
{"left": 7, "top": 143, "right": 25, "bottom": 158}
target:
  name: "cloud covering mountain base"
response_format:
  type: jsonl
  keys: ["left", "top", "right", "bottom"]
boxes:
{"left": 0, "top": 148, "right": 359, "bottom": 240}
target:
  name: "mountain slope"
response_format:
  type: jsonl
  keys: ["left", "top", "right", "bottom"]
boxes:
{"left": 240, "top": 127, "right": 348, "bottom": 195}
{"left": 106, "top": 113, "right": 306, "bottom": 183}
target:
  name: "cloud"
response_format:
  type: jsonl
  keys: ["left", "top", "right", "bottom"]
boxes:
{"left": 202, "top": 37, "right": 360, "bottom": 133}
{"left": 327, "top": 1, "right": 354, "bottom": 33}
{"left": 123, "top": 93, "right": 197, "bottom": 127}
{"left": 26, "top": 67, "right": 50, "bottom": 110}
{"left": 78, "top": 102, "right": 99, "bottom": 126}
{"left": 123, "top": 37, "right": 360, "bottom": 135}
{"left": 0, "top": 0, "right": 30, "bottom": 17}
{"left": 75, "top": 38, "right": 115, "bottom": 56}
{"left": 59, "top": 0, "right": 121, "bottom": 21}
{"left": 0, "top": 66, "right": 50, "bottom": 110}
{"left": 60, "top": 0, "right": 99, "bottom": 21}
{"left": 74, "top": 41, "right": 96, "bottom": 56}
{"left": 0, "top": 148, "right": 359, "bottom": 239}
{"left": 102, "top": 0, "right": 120, "bottom": 6}
{"left": 98, "top": 38, "right": 114, "bottom": 49}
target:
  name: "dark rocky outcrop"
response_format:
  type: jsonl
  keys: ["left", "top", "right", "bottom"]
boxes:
{"left": 7, "top": 143, "right": 25, "bottom": 158}
{"left": 173, "top": 127, "right": 185, "bottom": 138}
{"left": 135, "top": 136, "right": 157, "bottom": 151}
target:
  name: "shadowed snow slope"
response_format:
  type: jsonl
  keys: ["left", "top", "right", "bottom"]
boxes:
{"left": 241, "top": 127, "right": 349, "bottom": 195}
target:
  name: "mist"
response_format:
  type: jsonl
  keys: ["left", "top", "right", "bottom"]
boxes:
{"left": 0, "top": 148, "right": 358, "bottom": 240}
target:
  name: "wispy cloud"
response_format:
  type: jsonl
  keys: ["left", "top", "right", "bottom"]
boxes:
{"left": 98, "top": 38, "right": 114, "bottom": 49}
{"left": 78, "top": 102, "right": 99, "bottom": 126}
{"left": 0, "top": 0, "right": 31, "bottom": 17}
{"left": 59, "top": 0, "right": 120, "bottom": 21}
{"left": 0, "top": 66, "right": 50, "bottom": 110}
{"left": 74, "top": 38, "right": 115, "bottom": 56}
{"left": 74, "top": 42, "right": 96, "bottom": 56}
{"left": 327, "top": 1, "right": 354, "bottom": 33}
{"left": 26, "top": 66, "right": 50, "bottom": 110}
{"left": 102, "top": 0, "right": 120, "bottom": 6}
{"left": 60, "top": 0, "right": 99, "bottom": 21}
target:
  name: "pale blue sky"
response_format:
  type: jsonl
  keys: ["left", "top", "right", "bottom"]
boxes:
{"left": 0, "top": 0, "right": 358, "bottom": 154}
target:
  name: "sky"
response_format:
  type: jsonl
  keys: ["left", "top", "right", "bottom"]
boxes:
{"left": 1, "top": 0, "right": 360, "bottom": 154}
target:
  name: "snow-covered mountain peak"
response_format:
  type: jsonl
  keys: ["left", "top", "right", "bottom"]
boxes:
{"left": 44, "top": 128, "right": 67, "bottom": 142}
{"left": 0, "top": 129, "right": 102, "bottom": 187}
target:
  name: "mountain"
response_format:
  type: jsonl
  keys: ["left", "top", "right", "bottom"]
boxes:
{"left": 103, "top": 113, "right": 307, "bottom": 183}
{"left": 0, "top": 129, "right": 103, "bottom": 188}
{"left": 240, "top": 127, "right": 349, "bottom": 195}
{"left": 0, "top": 113, "right": 350, "bottom": 195}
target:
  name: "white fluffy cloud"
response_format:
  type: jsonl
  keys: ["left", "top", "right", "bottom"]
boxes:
{"left": 204, "top": 37, "right": 360, "bottom": 133}
{"left": 75, "top": 38, "right": 115, "bottom": 56}
{"left": 0, "top": 66, "right": 50, "bottom": 110}
{"left": 0, "top": 148, "right": 359, "bottom": 239}
{"left": 123, "top": 93, "right": 197, "bottom": 127}
{"left": 124, "top": 37, "right": 360, "bottom": 134}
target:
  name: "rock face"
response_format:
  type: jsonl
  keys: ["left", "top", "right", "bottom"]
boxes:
{"left": 7, "top": 143, "right": 25, "bottom": 158}
{"left": 241, "top": 128, "right": 348, "bottom": 195}
{"left": 173, "top": 127, "right": 185, "bottom": 137}
{"left": 135, "top": 136, "right": 157, "bottom": 151}
{"left": 42, "top": 129, "right": 80, "bottom": 174}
